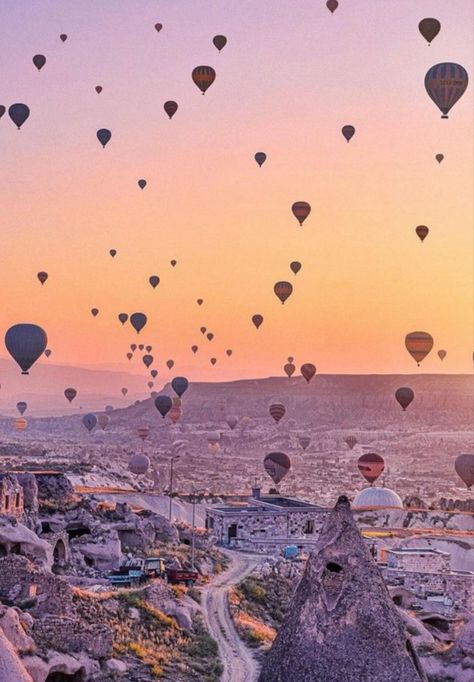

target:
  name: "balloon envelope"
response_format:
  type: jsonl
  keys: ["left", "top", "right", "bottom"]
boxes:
{"left": 95, "top": 86, "right": 102, "bottom": 94}
{"left": 290, "top": 261, "right": 301, "bottom": 275}
{"left": 192, "top": 66, "right": 216, "bottom": 94}
{"left": 129, "top": 453, "right": 150, "bottom": 475}
{"left": 171, "top": 376, "right": 189, "bottom": 397}
{"left": 438, "top": 349, "right": 447, "bottom": 360}
{"left": 358, "top": 453, "right": 384, "bottom": 484}
{"left": 424, "top": 63, "right": 469, "bottom": 118}
{"left": 269, "top": 403, "right": 286, "bottom": 424}
{"left": 5, "top": 324, "right": 47, "bottom": 374}
{"left": 143, "top": 354, "right": 153, "bottom": 368}
{"left": 213, "top": 35, "right": 227, "bottom": 51}
{"left": 138, "top": 179, "right": 147, "bottom": 189}
{"left": 274, "top": 281, "right": 293, "bottom": 304}
{"left": 166, "top": 360, "right": 174, "bottom": 369}
{"left": 155, "top": 395, "right": 172, "bottom": 418}
{"left": 454, "top": 454, "right": 474, "bottom": 489}
{"left": 301, "top": 363, "right": 316, "bottom": 383}
{"left": 8, "top": 103, "right": 30, "bottom": 129}
{"left": 97, "top": 128, "right": 111, "bottom": 147}
{"left": 109, "top": 249, "right": 117, "bottom": 257}
{"left": 415, "top": 225, "right": 429, "bottom": 242}
{"left": 298, "top": 435, "right": 311, "bottom": 451}
{"left": 264, "top": 452, "right": 291, "bottom": 484}
{"left": 33, "top": 54, "right": 46, "bottom": 70}
{"left": 418, "top": 18, "right": 441, "bottom": 44}
{"left": 37, "top": 271, "right": 48, "bottom": 285}
{"left": 395, "top": 387, "right": 414, "bottom": 411}
{"left": 16, "top": 402, "right": 27, "bottom": 415}
{"left": 345, "top": 435, "right": 357, "bottom": 450}
{"left": 130, "top": 312, "right": 147, "bottom": 333}
{"left": 226, "top": 415, "right": 239, "bottom": 430}
{"left": 255, "top": 152, "right": 266, "bottom": 167}
{"left": 15, "top": 417, "right": 28, "bottom": 431}
{"left": 405, "top": 331, "right": 433, "bottom": 365}
{"left": 326, "top": 0, "right": 338, "bottom": 12}
{"left": 291, "top": 201, "right": 311, "bottom": 226}
{"left": 97, "top": 414, "right": 109, "bottom": 430}
{"left": 191, "top": 345, "right": 198, "bottom": 354}
{"left": 149, "top": 276, "right": 160, "bottom": 289}
{"left": 284, "top": 362, "right": 296, "bottom": 378}
{"left": 82, "top": 413, "right": 97, "bottom": 432}
{"left": 435, "top": 154, "right": 444, "bottom": 164}
{"left": 118, "top": 313, "right": 128, "bottom": 325}
{"left": 341, "top": 125, "right": 355, "bottom": 142}
{"left": 90, "top": 308, "right": 99, "bottom": 317}
{"left": 164, "top": 101, "right": 178, "bottom": 119}
{"left": 252, "top": 314, "right": 263, "bottom": 329}
{"left": 64, "top": 388, "right": 77, "bottom": 403}
{"left": 59, "top": 34, "right": 67, "bottom": 42}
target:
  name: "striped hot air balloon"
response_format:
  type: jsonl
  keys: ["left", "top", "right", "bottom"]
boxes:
{"left": 405, "top": 331, "right": 434, "bottom": 366}
{"left": 269, "top": 403, "right": 286, "bottom": 424}
{"left": 15, "top": 417, "right": 28, "bottom": 431}
{"left": 192, "top": 66, "right": 216, "bottom": 94}
{"left": 424, "top": 63, "right": 469, "bottom": 118}
{"left": 263, "top": 452, "right": 291, "bottom": 485}
{"left": 274, "top": 281, "right": 293, "bottom": 304}
{"left": 284, "top": 362, "right": 295, "bottom": 377}
{"left": 137, "top": 426, "right": 150, "bottom": 441}
{"left": 357, "top": 453, "right": 384, "bottom": 485}
{"left": 291, "top": 201, "right": 311, "bottom": 226}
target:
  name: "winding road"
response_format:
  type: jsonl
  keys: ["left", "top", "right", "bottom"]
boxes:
{"left": 201, "top": 549, "right": 262, "bottom": 682}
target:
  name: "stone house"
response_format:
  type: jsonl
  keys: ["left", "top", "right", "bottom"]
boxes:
{"left": 205, "top": 488, "right": 327, "bottom": 553}
{"left": 0, "top": 474, "right": 24, "bottom": 520}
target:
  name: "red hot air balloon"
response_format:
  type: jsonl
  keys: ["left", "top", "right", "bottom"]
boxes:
{"left": 213, "top": 35, "right": 227, "bottom": 52}
{"left": 424, "top": 63, "right": 469, "bottom": 118}
{"left": 138, "top": 179, "right": 147, "bottom": 189}
{"left": 166, "top": 360, "right": 174, "bottom": 370}
{"left": 301, "top": 363, "right": 316, "bottom": 383}
{"left": 405, "top": 331, "right": 433, "bottom": 366}
{"left": 274, "top": 281, "right": 293, "bottom": 304}
{"left": 37, "top": 271, "right": 48, "bottom": 285}
{"left": 269, "top": 403, "right": 286, "bottom": 424}
{"left": 418, "top": 18, "right": 441, "bottom": 45}
{"left": 326, "top": 0, "right": 338, "bottom": 12}
{"left": 191, "top": 345, "right": 198, "bottom": 354}
{"left": 192, "top": 66, "right": 216, "bottom": 94}
{"left": 438, "top": 349, "right": 447, "bottom": 360}
{"left": 341, "top": 125, "right": 355, "bottom": 142}
{"left": 415, "top": 225, "right": 429, "bottom": 242}
{"left": 357, "top": 453, "right": 385, "bottom": 484}
{"left": 95, "top": 86, "right": 102, "bottom": 94}
{"left": 60, "top": 34, "right": 68, "bottom": 42}
{"left": 210, "top": 357, "right": 217, "bottom": 365}
{"left": 263, "top": 452, "right": 291, "bottom": 485}
{"left": 454, "top": 454, "right": 474, "bottom": 489}
{"left": 291, "top": 202, "right": 311, "bottom": 226}
{"left": 284, "top": 362, "right": 295, "bottom": 377}
{"left": 164, "top": 101, "right": 178, "bottom": 119}
{"left": 33, "top": 55, "right": 46, "bottom": 71}
{"left": 169, "top": 406, "right": 182, "bottom": 424}
{"left": 395, "top": 387, "right": 414, "bottom": 411}
{"left": 154, "top": 23, "right": 162, "bottom": 32}
{"left": 226, "top": 349, "right": 232, "bottom": 357}
{"left": 252, "top": 314, "right": 263, "bottom": 329}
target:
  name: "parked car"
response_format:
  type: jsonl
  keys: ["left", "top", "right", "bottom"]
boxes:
{"left": 165, "top": 567, "right": 199, "bottom": 586}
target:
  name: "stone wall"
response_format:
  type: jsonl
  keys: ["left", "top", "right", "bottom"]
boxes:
{"left": 0, "top": 475, "right": 24, "bottom": 520}
{"left": 32, "top": 614, "right": 113, "bottom": 659}
{"left": 388, "top": 550, "right": 450, "bottom": 574}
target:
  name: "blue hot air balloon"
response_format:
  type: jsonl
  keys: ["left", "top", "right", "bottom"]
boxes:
{"left": 5, "top": 324, "right": 47, "bottom": 374}
{"left": 130, "top": 312, "right": 147, "bottom": 334}
{"left": 8, "top": 104, "right": 30, "bottom": 129}
{"left": 97, "top": 128, "right": 112, "bottom": 147}
{"left": 16, "top": 401, "right": 28, "bottom": 415}
{"left": 171, "top": 376, "right": 189, "bottom": 397}
{"left": 82, "top": 413, "right": 97, "bottom": 432}
{"left": 154, "top": 395, "right": 172, "bottom": 418}
{"left": 424, "top": 63, "right": 469, "bottom": 118}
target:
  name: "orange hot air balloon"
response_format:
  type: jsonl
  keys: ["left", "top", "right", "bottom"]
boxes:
{"left": 192, "top": 66, "right": 216, "bottom": 94}
{"left": 291, "top": 201, "right": 311, "bottom": 226}
{"left": 169, "top": 406, "right": 182, "bottom": 424}
{"left": 284, "top": 362, "right": 295, "bottom": 377}
{"left": 405, "top": 331, "right": 433, "bottom": 366}
{"left": 357, "top": 453, "right": 385, "bottom": 485}
{"left": 438, "top": 349, "right": 447, "bottom": 360}
{"left": 274, "top": 281, "right": 293, "bottom": 304}
{"left": 415, "top": 225, "right": 429, "bottom": 242}
{"left": 269, "top": 403, "right": 286, "bottom": 424}
{"left": 300, "top": 363, "right": 316, "bottom": 383}
{"left": 15, "top": 417, "right": 28, "bottom": 431}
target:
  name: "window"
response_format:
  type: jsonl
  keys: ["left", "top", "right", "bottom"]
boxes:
{"left": 304, "top": 520, "right": 314, "bottom": 534}
{"left": 15, "top": 493, "right": 21, "bottom": 508}
{"left": 4, "top": 495, "right": 9, "bottom": 511}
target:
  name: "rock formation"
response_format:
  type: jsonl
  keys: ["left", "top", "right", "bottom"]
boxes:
{"left": 259, "top": 495, "right": 427, "bottom": 682}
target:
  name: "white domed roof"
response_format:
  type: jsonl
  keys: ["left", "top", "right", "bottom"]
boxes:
{"left": 353, "top": 487, "right": 403, "bottom": 510}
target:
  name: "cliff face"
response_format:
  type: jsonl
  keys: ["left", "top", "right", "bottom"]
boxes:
{"left": 259, "top": 495, "right": 427, "bottom": 682}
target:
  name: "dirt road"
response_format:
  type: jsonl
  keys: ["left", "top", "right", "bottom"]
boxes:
{"left": 201, "top": 549, "right": 262, "bottom": 682}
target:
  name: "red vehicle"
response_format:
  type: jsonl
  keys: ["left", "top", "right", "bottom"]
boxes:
{"left": 165, "top": 568, "right": 199, "bottom": 587}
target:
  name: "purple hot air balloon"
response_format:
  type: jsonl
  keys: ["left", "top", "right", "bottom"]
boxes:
{"left": 97, "top": 128, "right": 112, "bottom": 147}
{"left": 8, "top": 104, "right": 30, "bottom": 129}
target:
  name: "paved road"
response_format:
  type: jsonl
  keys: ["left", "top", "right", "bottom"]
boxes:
{"left": 201, "top": 549, "right": 262, "bottom": 682}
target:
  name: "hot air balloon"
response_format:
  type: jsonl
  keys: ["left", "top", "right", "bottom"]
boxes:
{"left": 200, "top": 327, "right": 207, "bottom": 335}
{"left": 301, "top": 363, "right": 316, "bottom": 383}
{"left": 64, "top": 388, "right": 77, "bottom": 403}
{"left": 298, "top": 435, "right": 311, "bottom": 451}
{"left": 15, "top": 417, "right": 28, "bottom": 431}
{"left": 213, "top": 35, "right": 227, "bottom": 51}
{"left": 44, "top": 349, "right": 51, "bottom": 358}
{"left": 97, "top": 414, "right": 109, "bottom": 430}
{"left": 138, "top": 179, "right": 147, "bottom": 189}
{"left": 345, "top": 435, "right": 357, "bottom": 450}
{"left": 274, "top": 281, "right": 293, "bottom": 304}
{"left": 143, "top": 354, "right": 153, "bottom": 368}
{"left": 191, "top": 345, "right": 198, "bottom": 354}
{"left": 82, "top": 413, "right": 97, "bottom": 432}
{"left": 154, "top": 23, "right": 162, "bottom": 32}
{"left": 288, "top": 356, "right": 294, "bottom": 363}
{"left": 105, "top": 405, "right": 113, "bottom": 413}
{"left": 170, "top": 260, "right": 177, "bottom": 267}
{"left": 0, "top": 106, "right": 5, "bottom": 118}
{"left": 438, "top": 349, "right": 447, "bottom": 360}
{"left": 130, "top": 313, "right": 147, "bottom": 334}
{"left": 424, "top": 63, "right": 469, "bottom": 118}
{"left": 226, "top": 415, "right": 238, "bottom": 430}
{"left": 357, "top": 453, "right": 384, "bottom": 484}
{"left": 126, "top": 352, "right": 133, "bottom": 360}
{"left": 90, "top": 308, "right": 99, "bottom": 317}
{"left": 210, "top": 357, "right": 217, "bottom": 365}
{"left": 97, "top": 128, "right": 111, "bottom": 147}
{"left": 207, "top": 431, "right": 221, "bottom": 446}
{"left": 269, "top": 403, "right": 286, "bottom": 424}
{"left": 192, "top": 66, "right": 216, "bottom": 94}
{"left": 121, "top": 387, "right": 128, "bottom": 396}
{"left": 206, "top": 332, "right": 214, "bottom": 341}
{"left": 169, "top": 406, "right": 182, "bottom": 424}
{"left": 435, "top": 154, "right": 444, "bottom": 164}
{"left": 60, "top": 34, "right": 68, "bottom": 42}
{"left": 255, "top": 152, "right": 266, "bottom": 167}
{"left": 415, "top": 225, "right": 429, "bottom": 242}
{"left": 5, "top": 324, "right": 47, "bottom": 374}
{"left": 341, "top": 125, "right": 355, "bottom": 142}
{"left": 454, "top": 454, "right": 474, "bottom": 489}
{"left": 37, "top": 272, "right": 48, "bottom": 285}
{"left": 146, "top": 345, "right": 152, "bottom": 353}
{"left": 418, "top": 18, "right": 441, "bottom": 44}
{"left": 33, "top": 55, "right": 46, "bottom": 71}
{"left": 129, "top": 453, "right": 150, "bottom": 475}
{"left": 291, "top": 201, "right": 311, "bottom": 226}
{"left": 252, "top": 314, "right": 263, "bottom": 329}
{"left": 155, "top": 395, "right": 172, "bottom": 418}
{"left": 226, "top": 349, "right": 232, "bottom": 357}
{"left": 284, "top": 362, "right": 295, "bottom": 378}
{"left": 148, "top": 275, "right": 160, "bottom": 289}
{"left": 326, "top": 0, "right": 338, "bottom": 12}
{"left": 405, "top": 331, "right": 433, "bottom": 366}
{"left": 395, "top": 387, "right": 414, "bottom": 411}
{"left": 164, "top": 101, "right": 178, "bottom": 119}
{"left": 264, "top": 452, "right": 291, "bottom": 485}
{"left": 197, "top": 299, "right": 203, "bottom": 306}
{"left": 95, "top": 86, "right": 102, "bottom": 94}
{"left": 166, "top": 360, "right": 174, "bottom": 370}
{"left": 130, "top": 344, "right": 137, "bottom": 352}
{"left": 137, "top": 426, "right": 149, "bottom": 441}
{"left": 16, "top": 401, "right": 27, "bottom": 415}
{"left": 151, "top": 369, "right": 158, "bottom": 378}
{"left": 109, "top": 249, "right": 117, "bottom": 257}
{"left": 8, "top": 104, "right": 30, "bottom": 129}
{"left": 290, "top": 261, "right": 301, "bottom": 275}
{"left": 118, "top": 313, "right": 128, "bottom": 325}
{"left": 171, "top": 376, "right": 189, "bottom": 397}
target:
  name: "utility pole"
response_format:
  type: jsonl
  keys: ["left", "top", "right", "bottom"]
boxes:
{"left": 191, "top": 487, "right": 205, "bottom": 570}
{"left": 168, "top": 455, "right": 180, "bottom": 522}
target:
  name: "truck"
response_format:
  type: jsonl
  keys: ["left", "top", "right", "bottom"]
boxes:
{"left": 107, "top": 556, "right": 166, "bottom": 587}
{"left": 165, "top": 567, "right": 199, "bottom": 587}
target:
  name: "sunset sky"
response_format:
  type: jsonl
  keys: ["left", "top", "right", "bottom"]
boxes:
{"left": 1, "top": 0, "right": 472, "bottom": 385}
